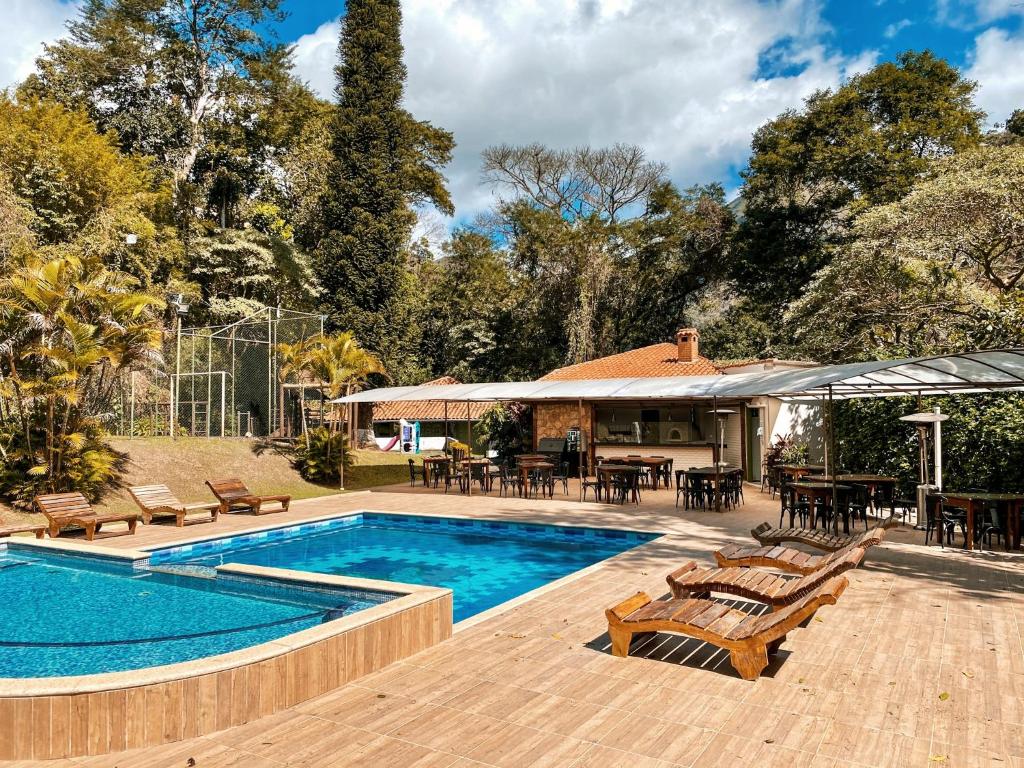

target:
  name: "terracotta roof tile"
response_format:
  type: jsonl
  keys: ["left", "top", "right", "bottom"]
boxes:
{"left": 371, "top": 377, "right": 491, "bottom": 422}
{"left": 539, "top": 343, "right": 722, "bottom": 380}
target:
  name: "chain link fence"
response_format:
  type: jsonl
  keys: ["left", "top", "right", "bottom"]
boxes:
{"left": 110, "top": 307, "right": 325, "bottom": 438}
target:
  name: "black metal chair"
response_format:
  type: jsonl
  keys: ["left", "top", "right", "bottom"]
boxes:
{"left": 932, "top": 496, "right": 969, "bottom": 548}
{"left": 847, "top": 484, "right": 870, "bottom": 530}
{"left": 497, "top": 463, "right": 521, "bottom": 498}
{"left": 407, "top": 459, "right": 418, "bottom": 487}
{"left": 549, "top": 461, "right": 570, "bottom": 495}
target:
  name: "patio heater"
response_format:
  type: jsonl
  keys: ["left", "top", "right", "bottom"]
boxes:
{"left": 709, "top": 406, "right": 736, "bottom": 511}
{"left": 898, "top": 407, "right": 948, "bottom": 528}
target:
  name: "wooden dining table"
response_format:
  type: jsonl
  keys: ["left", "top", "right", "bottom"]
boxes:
{"left": 788, "top": 481, "right": 852, "bottom": 531}
{"left": 928, "top": 490, "right": 1024, "bottom": 551}
{"left": 604, "top": 456, "right": 673, "bottom": 490}
{"left": 676, "top": 466, "right": 739, "bottom": 510}
{"left": 421, "top": 455, "right": 451, "bottom": 486}
{"left": 778, "top": 464, "right": 826, "bottom": 481}
{"left": 596, "top": 464, "right": 641, "bottom": 503}
{"left": 807, "top": 474, "right": 899, "bottom": 517}
{"left": 516, "top": 459, "right": 553, "bottom": 498}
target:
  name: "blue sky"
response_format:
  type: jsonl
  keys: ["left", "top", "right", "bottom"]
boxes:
{"left": 6, "top": 0, "right": 1024, "bottom": 223}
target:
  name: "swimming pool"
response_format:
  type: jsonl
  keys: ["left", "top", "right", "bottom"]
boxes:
{"left": 0, "top": 547, "right": 395, "bottom": 678}
{"left": 151, "top": 512, "right": 661, "bottom": 622}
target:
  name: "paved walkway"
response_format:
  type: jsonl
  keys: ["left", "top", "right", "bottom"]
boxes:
{"left": 6, "top": 482, "right": 1022, "bottom": 767}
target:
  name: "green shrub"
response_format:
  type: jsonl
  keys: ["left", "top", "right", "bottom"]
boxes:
{"left": 293, "top": 427, "right": 352, "bottom": 483}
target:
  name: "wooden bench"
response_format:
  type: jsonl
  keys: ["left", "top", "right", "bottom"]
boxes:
{"left": 715, "top": 527, "right": 885, "bottom": 575}
{"left": 667, "top": 547, "right": 864, "bottom": 608}
{"left": 751, "top": 517, "right": 896, "bottom": 550}
{"left": 128, "top": 484, "right": 219, "bottom": 527}
{"left": 606, "top": 576, "right": 848, "bottom": 680}
{"left": 0, "top": 523, "right": 46, "bottom": 539}
{"left": 205, "top": 478, "right": 290, "bottom": 516}
{"left": 34, "top": 492, "right": 139, "bottom": 541}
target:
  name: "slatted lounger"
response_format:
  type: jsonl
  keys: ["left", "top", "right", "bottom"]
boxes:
{"left": 751, "top": 516, "right": 896, "bottom": 550}
{"left": 205, "top": 478, "right": 290, "bottom": 516}
{"left": 715, "top": 527, "right": 885, "bottom": 575}
{"left": 0, "top": 524, "right": 46, "bottom": 539}
{"left": 34, "top": 492, "right": 139, "bottom": 540}
{"left": 666, "top": 547, "right": 864, "bottom": 608}
{"left": 606, "top": 576, "right": 848, "bottom": 680}
{"left": 128, "top": 484, "right": 220, "bottom": 527}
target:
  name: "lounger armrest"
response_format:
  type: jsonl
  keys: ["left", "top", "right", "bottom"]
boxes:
{"left": 606, "top": 592, "right": 651, "bottom": 623}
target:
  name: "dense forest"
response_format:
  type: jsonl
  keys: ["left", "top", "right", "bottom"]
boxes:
{"left": 1, "top": 0, "right": 1023, "bottom": 496}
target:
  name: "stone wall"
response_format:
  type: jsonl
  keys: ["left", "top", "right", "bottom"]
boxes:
{"left": 533, "top": 403, "right": 588, "bottom": 447}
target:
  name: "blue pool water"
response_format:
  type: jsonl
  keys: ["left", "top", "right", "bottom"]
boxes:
{"left": 152, "top": 513, "right": 660, "bottom": 623}
{"left": 0, "top": 548, "right": 393, "bottom": 678}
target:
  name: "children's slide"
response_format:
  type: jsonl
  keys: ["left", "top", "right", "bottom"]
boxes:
{"left": 382, "top": 435, "right": 400, "bottom": 451}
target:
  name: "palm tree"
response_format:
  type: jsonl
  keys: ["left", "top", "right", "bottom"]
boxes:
{"left": 279, "top": 331, "right": 385, "bottom": 488}
{"left": 0, "top": 255, "right": 163, "bottom": 496}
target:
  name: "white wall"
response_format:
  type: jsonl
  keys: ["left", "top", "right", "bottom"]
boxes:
{"left": 769, "top": 401, "right": 825, "bottom": 462}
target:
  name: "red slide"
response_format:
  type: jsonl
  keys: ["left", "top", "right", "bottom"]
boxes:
{"left": 382, "top": 435, "right": 400, "bottom": 451}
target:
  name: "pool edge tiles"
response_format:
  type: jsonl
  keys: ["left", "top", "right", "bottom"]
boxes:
{"left": 0, "top": 538, "right": 453, "bottom": 761}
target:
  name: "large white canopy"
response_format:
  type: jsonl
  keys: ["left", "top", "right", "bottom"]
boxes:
{"left": 335, "top": 349, "right": 1024, "bottom": 404}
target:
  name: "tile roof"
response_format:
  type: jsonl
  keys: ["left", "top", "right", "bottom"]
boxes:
{"left": 539, "top": 344, "right": 722, "bottom": 380}
{"left": 371, "top": 377, "right": 492, "bottom": 421}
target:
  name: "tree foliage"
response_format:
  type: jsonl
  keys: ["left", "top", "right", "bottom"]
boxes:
{"left": 315, "top": 0, "right": 454, "bottom": 382}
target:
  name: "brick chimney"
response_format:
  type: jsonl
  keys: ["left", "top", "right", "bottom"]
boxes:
{"left": 676, "top": 328, "right": 700, "bottom": 363}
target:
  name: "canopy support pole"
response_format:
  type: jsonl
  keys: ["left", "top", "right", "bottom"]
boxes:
{"left": 578, "top": 398, "right": 584, "bottom": 502}
{"left": 443, "top": 402, "right": 449, "bottom": 455}
{"left": 714, "top": 395, "right": 721, "bottom": 512}
{"left": 828, "top": 385, "right": 839, "bottom": 536}
{"left": 466, "top": 400, "right": 472, "bottom": 497}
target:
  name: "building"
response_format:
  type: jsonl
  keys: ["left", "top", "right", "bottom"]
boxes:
{"left": 371, "top": 377, "right": 491, "bottom": 452}
{"left": 531, "top": 329, "right": 822, "bottom": 481}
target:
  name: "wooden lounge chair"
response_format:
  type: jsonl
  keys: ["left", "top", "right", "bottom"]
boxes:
{"left": 715, "top": 527, "right": 885, "bottom": 575}
{"left": 666, "top": 546, "right": 864, "bottom": 608}
{"left": 751, "top": 516, "right": 896, "bottom": 551}
{"left": 205, "top": 478, "right": 290, "bottom": 516}
{"left": 128, "top": 484, "right": 219, "bottom": 527}
{"left": 0, "top": 523, "right": 46, "bottom": 539}
{"left": 34, "top": 492, "right": 138, "bottom": 541}
{"left": 606, "top": 576, "right": 848, "bottom": 680}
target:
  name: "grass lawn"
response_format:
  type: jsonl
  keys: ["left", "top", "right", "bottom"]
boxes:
{"left": 0, "top": 438, "right": 422, "bottom": 526}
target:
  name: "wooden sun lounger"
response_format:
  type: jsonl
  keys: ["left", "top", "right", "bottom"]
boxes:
{"left": 606, "top": 576, "right": 848, "bottom": 680}
{"left": 667, "top": 547, "right": 864, "bottom": 608}
{"left": 751, "top": 516, "right": 896, "bottom": 550}
{"left": 205, "top": 478, "right": 290, "bottom": 516}
{"left": 0, "top": 523, "right": 46, "bottom": 539}
{"left": 34, "top": 492, "right": 139, "bottom": 541}
{"left": 715, "top": 527, "right": 885, "bottom": 575}
{"left": 128, "top": 484, "right": 219, "bottom": 527}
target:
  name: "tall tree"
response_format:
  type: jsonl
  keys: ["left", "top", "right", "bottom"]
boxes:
{"left": 22, "top": 0, "right": 295, "bottom": 207}
{"left": 731, "top": 51, "right": 984, "bottom": 317}
{"left": 316, "top": 0, "right": 453, "bottom": 383}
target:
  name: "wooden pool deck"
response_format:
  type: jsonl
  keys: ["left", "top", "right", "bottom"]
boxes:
{"left": 5, "top": 482, "right": 1022, "bottom": 767}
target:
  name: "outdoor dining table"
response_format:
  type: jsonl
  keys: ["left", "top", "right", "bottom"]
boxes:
{"left": 778, "top": 464, "right": 826, "bottom": 481}
{"left": 596, "top": 464, "right": 641, "bottom": 504}
{"left": 928, "top": 490, "right": 1024, "bottom": 551}
{"left": 516, "top": 459, "right": 553, "bottom": 498}
{"left": 421, "top": 455, "right": 451, "bottom": 486}
{"left": 807, "top": 474, "right": 899, "bottom": 517}
{"left": 788, "top": 481, "right": 852, "bottom": 532}
{"left": 675, "top": 466, "right": 739, "bottom": 510}
{"left": 604, "top": 456, "right": 673, "bottom": 490}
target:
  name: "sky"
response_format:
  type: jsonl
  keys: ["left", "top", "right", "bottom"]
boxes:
{"left": 4, "top": 0, "right": 1024, "bottom": 226}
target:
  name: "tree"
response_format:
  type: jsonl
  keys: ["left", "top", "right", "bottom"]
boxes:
{"left": 1006, "top": 109, "right": 1024, "bottom": 137}
{"left": 787, "top": 144, "right": 1024, "bottom": 361}
{"left": 23, "top": 0, "right": 294, "bottom": 206}
{"left": 731, "top": 51, "right": 984, "bottom": 314}
{"left": 316, "top": 0, "right": 454, "bottom": 382}
{"left": 0, "top": 97, "right": 179, "bottom": 285}
{"left": 0, "top": 254, "right": 164, "bottom": 502}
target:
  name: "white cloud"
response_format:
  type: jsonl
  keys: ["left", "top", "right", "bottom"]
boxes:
{"left": 883, "top": 19, "right": 913, "bottom": 38}
{"left": 965, "top": 27, "right": 1024, "bottom": 126}
{"left": 0, "top": 0, "right": 79, "bottom": 91}
{"left": 292, "top": 0, "right": 876, "bottom": 221}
